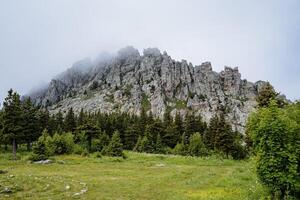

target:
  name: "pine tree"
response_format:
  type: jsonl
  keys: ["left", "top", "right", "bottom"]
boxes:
{"left": 204, "top": 114, "right": 219, "bottom": 150}
{"left": 124, "top": 123, "right": 140, "bottom": 150}
{"left": 183, "top": 112, "right": 196, "bottom": 140}
{"left": 155, "top": 133, "right": 164, "bottom": 154}
{"left": 77, "top": 121, "right": 100, "bottom": 151}
{"left": 77, "top": 108, "right": 86, "bottom": 127}
{"left": 256, "top": 82, "right": 277, "bottom": 108}
{"left": 37, "top": 109, "right": 50, "bottom": 134}
{"left": 64, "top": 107, "right": 76, "bottom": 132}
{"left": 22, "top": 97, "right": 39, "bottom": 151}
{"left": 173, "top": 112, "right": 183, "bottom": 144}
{"left": 55, "top": 110, "right": 64, "bottom": 132}
{"left": 2, "top": 89, "right": 23, "bottom": 159}
{"left": 214, "top": 113, "right": 235, "bottom": 158}
{"left": 102, "top": 130, "right": 123, "bottom": 157}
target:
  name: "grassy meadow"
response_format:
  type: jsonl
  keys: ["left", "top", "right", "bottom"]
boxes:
{"left": 0, "top": 151, "right": 267, "bottom": 200}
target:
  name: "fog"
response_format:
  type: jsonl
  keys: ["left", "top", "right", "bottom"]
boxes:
{"left": 0, "top": 0, "right": 299, "bottom": 105}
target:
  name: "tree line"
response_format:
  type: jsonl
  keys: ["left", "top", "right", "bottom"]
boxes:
{"left": 0, "top": 89, "right": 245, "bottom": 160}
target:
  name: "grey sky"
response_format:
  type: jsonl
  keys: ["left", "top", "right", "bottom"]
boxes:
{"left": 0, "top": 0, "right": 299, "bottom": 105}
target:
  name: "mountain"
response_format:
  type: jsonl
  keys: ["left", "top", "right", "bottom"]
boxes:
{"left": 29, "top": 46, "right": 271, "bottom": 133}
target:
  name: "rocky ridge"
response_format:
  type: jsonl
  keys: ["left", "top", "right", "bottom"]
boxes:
{"left": 30, "top": 46, "right": 270, "bottom": 133}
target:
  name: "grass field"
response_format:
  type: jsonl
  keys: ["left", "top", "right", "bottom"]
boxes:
{"left": 0, "top": 151, "right": 267, "bottom": 200}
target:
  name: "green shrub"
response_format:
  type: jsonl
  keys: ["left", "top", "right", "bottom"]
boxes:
{"left": 30, "top": 130, "right": 54, "bottom": 161}
{"left": 52, "top": 132, "right": 75, "bottom": 155}
{"left": 188, "top": 132, "right": 208, "bottom": 157}
{"left": 81, "top": 149, "right": 90, "bottom": 157}
{"left": 73, "top": 144, "right": 85, "bottom": 155}
{"left": 173, "top": 143, "right": 186, "bottom": 156}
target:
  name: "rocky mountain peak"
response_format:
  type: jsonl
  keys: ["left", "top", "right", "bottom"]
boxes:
{"left": 29, "top": 46, "right": 273, "bottom": 133}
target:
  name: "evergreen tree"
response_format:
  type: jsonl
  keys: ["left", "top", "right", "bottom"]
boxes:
{"left": 155, "top": 133, "right": 164, "bottom": 154}
{"left": 2, "top": 89, "right": 23, "bottom": 159}
{"left": 124, "top": 123, "right": 140, "bottom": 150}
{"left": 183, "top": 112, "right": 196, "bottom": 139}
{"left": 102, "top": 130, "right": 123, "bottom": 157}
{"left": 22, "top": 97, "right": 39, "bottom": 151}
{"left": 77, "top": 121, "right": 100, "bottom": 151}
{"left": 173, "top": 112, "right": 183, "bottom": 143}
{"left": 77, "top": 108, "right": 86, "bottom": 127}
{"left": 64, "top": 107, "right": 76, "bottom": 132}
{"left": 204, "top": 114, "right": 219, "bottom": 149}
{"left": 55, "top": 110, "right": 64, "bottom": 132}
{"left": 214, "top": 113, "right": 235, "bottom": 158}
{"left": 37, "top": 109, "right": 50, "bottom": 134}
{"left": 256, "top": 82, "right": 277, "bottom": 108}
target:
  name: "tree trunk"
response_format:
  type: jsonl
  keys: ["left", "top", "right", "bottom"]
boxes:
{"left": 12, "top": 139, "right": 16, "bottom": 160}
{"left": 4, "top": 144, "right": 8, "bottom": 151}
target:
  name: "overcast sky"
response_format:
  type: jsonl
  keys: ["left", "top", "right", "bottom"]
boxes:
{"left": 0, "top": 0, "right": 299, "bottom": 105}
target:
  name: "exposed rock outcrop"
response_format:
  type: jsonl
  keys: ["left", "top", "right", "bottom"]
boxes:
{"left": 30, "top": 46, "right": 272, "bottom": 133}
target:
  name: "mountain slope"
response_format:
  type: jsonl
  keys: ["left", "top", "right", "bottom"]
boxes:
{"left": 30, "top": 46, "right": 270, "bottom": 133}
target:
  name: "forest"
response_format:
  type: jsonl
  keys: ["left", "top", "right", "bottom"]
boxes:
{"left": 0, "top": 85, "right": 299, "bottom": 199}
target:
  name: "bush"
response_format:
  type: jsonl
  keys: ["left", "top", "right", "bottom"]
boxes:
{"left": 247, "top": 101, "right": 299, "bottom": 198}
{"left": 188, "top": 132, "right": 208, "bottom": 157}
{"left": 52, "top": 132, "right": 75, "bottom": 155}
{"left": 173, "top": 143, "right": 186, "bottom": 156}
{"left": 73, "top": 144, "right": 85, "bottom": 155}
{"left": 81, "top": 149, "right": 90, "bottom": 157}
{"left": 30, "top": 130, "right": 54, "bottom": 161}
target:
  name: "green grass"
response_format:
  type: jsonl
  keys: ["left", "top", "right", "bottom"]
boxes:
{"left": 0, "top": 151, "right": 267, "bottom": 200}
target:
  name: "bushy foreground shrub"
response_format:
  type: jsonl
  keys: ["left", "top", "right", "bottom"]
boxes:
{"left": 30, "top": 130, "right": 75, "bottom": 161}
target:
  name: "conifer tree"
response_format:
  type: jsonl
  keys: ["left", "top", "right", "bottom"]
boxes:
{"left": 124, "top": 123, "right": 140, "bottom": 150}
{"left": 37, "top": 109, "right": 50, "bottom": 134}
{"left": 22, "top": 97, "right": 39, "bottom": 151}
{"left": 55, "top": 110, "right": 64, "bottom": 132}
{"left": 77, "top": 121, "right": 100, "bottom": 151}
{"left": 2, "top": 89, "right": 23, "bottom": 159}
{"left": 155, "top": 133, "right": 164, "bottom": 154}
{"left": 173, "top": 112, "right": 183, "bottom": 144}
{"left": 77, "top": 108, "right": 86, "bottom": 127}
{"left": 256, "top": 82, "right": 277, "bottom": 108}
{"left": 204, "top": 114, "right": 219, "bottom": 149}
{"left": 183, "top": 112, "right": 196, "bottom": 139}
{"left": 102, "top": 130, "right": 123, "bottom": 157}
{"left": 64, "top": 107, "right": 76, "bottom": 132}
{"left": 214, "top": 113, "right": 235, "bottom": 158}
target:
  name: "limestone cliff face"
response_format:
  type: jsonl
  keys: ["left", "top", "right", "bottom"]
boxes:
{"left": 30, "top": 46, "right": 270, "bottom": 133}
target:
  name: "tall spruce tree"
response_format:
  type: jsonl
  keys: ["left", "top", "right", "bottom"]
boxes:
{"left": 22, "top": 97, "right": 39, "bottom": 151}
{"left": 256, "top": 82, "right": 277, "bottom": 108}
{"left": 102, "top": 130, "right": 123, "bottom": 157}
{"left": 173, "top": 112, "right": 183, "bottom": 144}
{"left": 183, "top": 112, "right": 197, "bottom": 140}
{"left": 2, "top": 89, "right": 23, "bottom": 159}
{"left": 64, "top": 107, "right": 76, "bottom": 132}
{"left": 214, "top": 113, "right": 235, "bottom": 158}
{"left": 77, "top": 120, "right": 100, "bottom": 151}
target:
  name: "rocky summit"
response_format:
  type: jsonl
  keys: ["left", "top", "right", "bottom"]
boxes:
{"left": 29, "top": 46, "right": 270, "bottom": 133}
